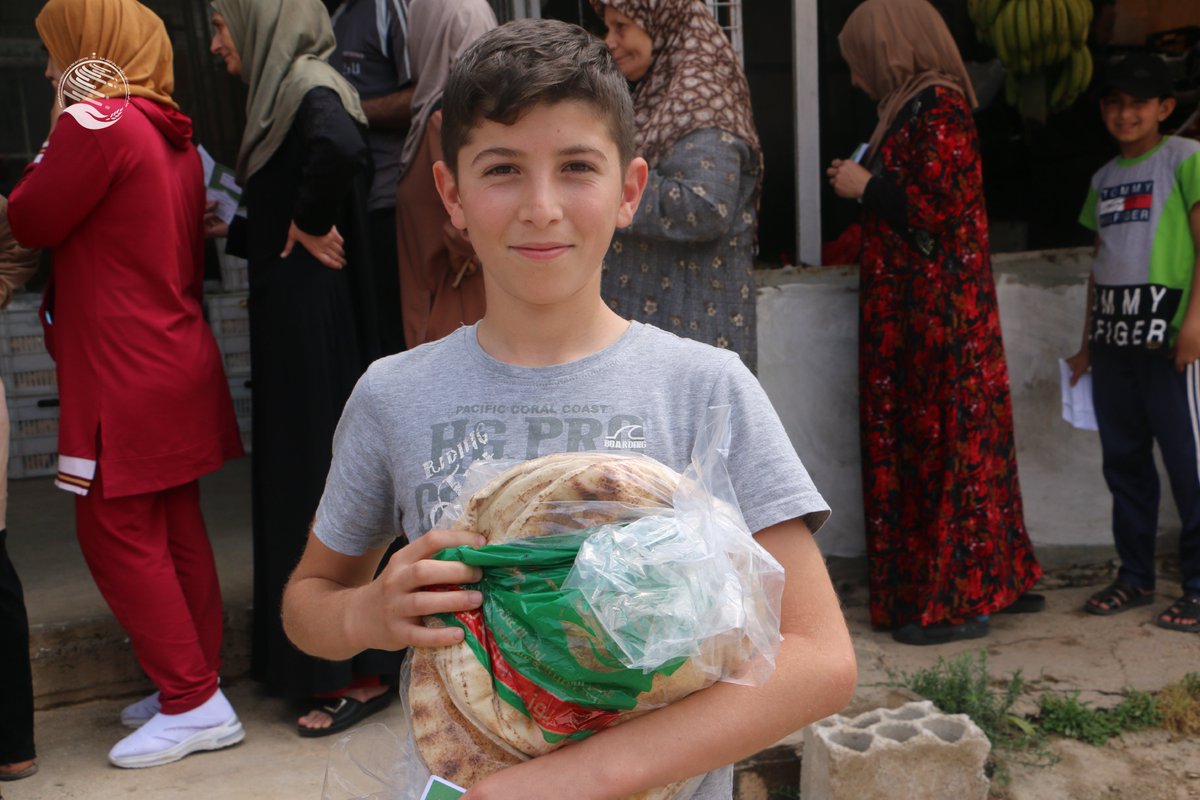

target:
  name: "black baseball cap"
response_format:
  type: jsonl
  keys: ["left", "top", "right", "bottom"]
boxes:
{"left": 1101, "top": 53, "right": 1173, "bottom": 99}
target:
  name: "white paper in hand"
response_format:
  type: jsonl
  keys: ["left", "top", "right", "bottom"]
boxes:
{"left": 1059, "top": 358, "right": 1098, "bottom": 431}
{"left": 197, "top": 144, "right": 242, "bottom": 224}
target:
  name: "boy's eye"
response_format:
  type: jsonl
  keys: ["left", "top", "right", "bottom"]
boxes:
{"left": 483, "top": 164, "right": 516, "bottom": 177}
{"left": 564, "top": 161, "right": 596, "bottom": 174}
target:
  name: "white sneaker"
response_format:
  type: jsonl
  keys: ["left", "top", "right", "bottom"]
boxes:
{"left": 108, "top": 689, "right": 244, "bottom": 769}
{"left": 120, "top": 691, "right": 161, "bottom": 729}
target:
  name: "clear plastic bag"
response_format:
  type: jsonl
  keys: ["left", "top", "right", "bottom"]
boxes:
{"left": 564, "top": 405, "right": 784, "bottom": 686}
{"left": 321, "top": 722, "right": 422, "bottom": 800}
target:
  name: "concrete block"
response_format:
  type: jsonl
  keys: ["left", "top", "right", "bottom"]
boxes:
{"left": 800, "top": 700, "right": 990, "bottom": 800}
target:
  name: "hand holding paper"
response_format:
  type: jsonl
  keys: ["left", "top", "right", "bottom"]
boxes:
{"left": 1059, "top": 358, "right": 1098, "bottom": 431}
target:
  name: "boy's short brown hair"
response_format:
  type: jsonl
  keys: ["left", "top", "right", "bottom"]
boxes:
{"left": 440, "top": 18, "right": 636, "bottom": 172}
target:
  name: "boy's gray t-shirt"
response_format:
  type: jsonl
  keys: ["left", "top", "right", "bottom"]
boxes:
{"left": 314, "top": 321, "right": 830, "bottom": 798}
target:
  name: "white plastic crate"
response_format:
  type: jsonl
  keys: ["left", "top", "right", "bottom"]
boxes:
{"left": 9, "top": 433, "right": 57, "bottom": 479}
{"left": 217, "top": 246, "right": 249, "bottom": 293}
{"left": 4, "top": 350, "right": 57, "bottom": 396}
{"left": 0, "top": 306, "right": 46, "bottom": 357}
{"left": 8, "top": 395, "right": 59, "bottom": 439}
{"left": 206, "top": 292, "right": 250, "bottom": 337}
{"left": 206, "top": 293, "right": 251, "bottom": 377}
{"left": 219, "top": 336, "right": 251, "bottom": 377}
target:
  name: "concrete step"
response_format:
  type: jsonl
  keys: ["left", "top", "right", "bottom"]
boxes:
{"left": 29, "top": 608, "right": 252, "bottom": 710}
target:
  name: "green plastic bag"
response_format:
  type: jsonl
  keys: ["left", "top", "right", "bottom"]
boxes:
{"left": 432, "top": 531, "right": 687, "bottom": 744}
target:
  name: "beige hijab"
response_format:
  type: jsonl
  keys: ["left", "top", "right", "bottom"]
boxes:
{"left": 211, "top": 0, "right": 367, "bottom": 183}
{"left": 590, "top": 0, "right": 761, "bottom": 175}
{"left": 37, "top": 0, "right": 178, "bottom": 109}
{"left": 839, "top": 0, "right": 977, "bottom": 160}
{"left": 397, "top": 0, "right": 496, "bottom": 180}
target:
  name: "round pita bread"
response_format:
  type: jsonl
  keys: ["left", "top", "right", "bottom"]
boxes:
{"left": 410, "top": 453, "right": 717, "bottom": 799}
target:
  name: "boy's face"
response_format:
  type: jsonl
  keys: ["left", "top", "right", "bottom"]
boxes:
{"left": 434, "top": 100, "right": 647, "bottom": 312}
{"left": 1099, "top": 90, "right": 1175, "bottom": 156}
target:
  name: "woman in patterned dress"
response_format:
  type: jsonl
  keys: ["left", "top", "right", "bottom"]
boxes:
{"left": 826, "top": 0, "right": 1043, "bottom": 645}
{"left": 591, "top": 0, "right": 761, "bottom": 371}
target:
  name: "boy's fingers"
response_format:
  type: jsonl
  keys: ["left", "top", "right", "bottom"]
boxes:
{"left": 405, "top": 623, "right": 471, "bottom": 649}
{"left": 408, "top": 528, "right": 488, "bottom": 558}
{"left": 401, "top": 557, "right": 482, "bottom": 590}
{"left": 406, "top": 587, "right": 484, "bottom": 619}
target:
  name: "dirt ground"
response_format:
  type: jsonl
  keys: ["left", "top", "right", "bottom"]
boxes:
{"left": 839, "top": 563, "right": 1200, "bottom": 800}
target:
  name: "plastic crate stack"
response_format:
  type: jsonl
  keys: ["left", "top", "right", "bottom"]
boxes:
{"left": 205, "top": 290, "right": 252, "bottom": 454}
{"left": 1, "top": 296, "right": 60, "bottom": 479}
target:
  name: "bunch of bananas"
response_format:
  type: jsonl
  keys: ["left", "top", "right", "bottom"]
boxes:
{"left": 968, "top": 0, "right": 1094, "bottom": 116}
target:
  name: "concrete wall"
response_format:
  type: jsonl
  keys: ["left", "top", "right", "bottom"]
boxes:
{"left": 756, "top": 248, "right": 1182, "bottom": 559}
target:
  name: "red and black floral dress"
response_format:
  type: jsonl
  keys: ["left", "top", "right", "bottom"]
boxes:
{"left": 858, "top": 85, "right": 1042, "bottom": 629}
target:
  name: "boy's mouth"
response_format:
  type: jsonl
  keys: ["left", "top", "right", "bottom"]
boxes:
{"left": 512, "top": 243, "right": 572, "bottom": 260}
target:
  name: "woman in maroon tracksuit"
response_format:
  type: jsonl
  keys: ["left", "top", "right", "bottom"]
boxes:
{"left": 8, "top": 0, "right": 244, "bottom": 769}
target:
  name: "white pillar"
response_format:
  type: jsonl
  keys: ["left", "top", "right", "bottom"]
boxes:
{"left": 792, "top": 0, "right": 821, "bottom": 265}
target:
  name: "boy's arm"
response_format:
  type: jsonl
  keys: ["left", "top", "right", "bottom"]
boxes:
{"left": 282, "top": 527, "right": 486, "bottom": 660}
{"left": 1067, "top": 184, "right": 1101, "bottom": 385}
{"left": 1067, "top": 267, "right": 1095, "bottom": 386}
{"left": 462, "top": 517, "right": 857, "bottom": 800}
{"left": 1174, "top": 202, "right": 1200, "bottom": 372}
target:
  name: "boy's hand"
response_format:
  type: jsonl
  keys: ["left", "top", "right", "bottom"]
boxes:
{"left": 1066, "top": 348, "right": 1090, "bottom": 386}
{"left": 281, "top": 220, "right": 346, "bottom": 269}
{"left": 1175, "top": 316, "right": 1200, "bottom": 372}
{"left": 346, "top": 528, "right": 486, "bottom": 652}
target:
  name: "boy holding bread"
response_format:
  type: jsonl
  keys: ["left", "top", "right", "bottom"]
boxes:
{"left": 282, "top": 18, "right": 856, "bottom": 799}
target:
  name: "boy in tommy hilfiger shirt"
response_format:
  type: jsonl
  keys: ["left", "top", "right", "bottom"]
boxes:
{"left": 1065, "top": 53, "right": 1200, "bottom": 631}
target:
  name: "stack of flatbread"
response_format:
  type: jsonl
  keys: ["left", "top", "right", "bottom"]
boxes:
{"left": 408, "top": 452, "right": 714, "bottom": 799}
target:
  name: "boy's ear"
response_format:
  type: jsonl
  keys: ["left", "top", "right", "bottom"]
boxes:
{"left": 432, "top": 160, "right": 468, "bottom": 231}
{"left": 1157, "top": 96, "right": 1177, "bottom": 122}
{"left": 616, "top": 156, "right": 649, "bottom": 229}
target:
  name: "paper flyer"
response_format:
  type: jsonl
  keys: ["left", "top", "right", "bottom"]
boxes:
{"left": 420, "top": 775, "right": 466, "bottom": 800}
{"left": 1059, "top": 358, "right": 1098, "bottom": 431}
{"left": 197, "top": 144, "right": 242, "bottom": 224}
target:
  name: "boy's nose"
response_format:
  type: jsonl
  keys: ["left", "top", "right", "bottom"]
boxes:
{"left": 520, "top": 176, "right": 564, "bottom": 227}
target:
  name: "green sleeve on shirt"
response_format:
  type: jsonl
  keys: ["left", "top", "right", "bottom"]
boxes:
{"left": 1178, "top": 149, "right": 1200, "bottom": 211}
{"left": 1078, "top": 186, "right": 1099, "bottom": 231}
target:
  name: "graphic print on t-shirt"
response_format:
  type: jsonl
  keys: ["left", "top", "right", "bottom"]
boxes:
{"left": 1089, "top": 282, "right": 1181, "bottom": 349}
{"left": 1098, "top": 181, "right": 1154, "bottom": 227}
{"left": 414, "top": 404, "right": 648, "bottom": 534}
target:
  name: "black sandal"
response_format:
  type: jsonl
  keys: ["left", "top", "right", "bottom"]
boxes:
{"left": 296, "top": 691, "right": 394, "bottom": 738}
{"left": 1156, "top": 594, "right": 1200, "bottom": 633}
{"left": 1085, "top": 581, "right": 1154, "bottom": 616}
